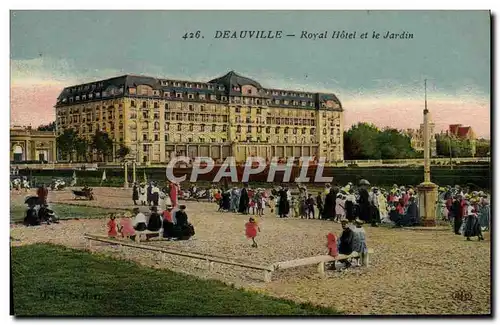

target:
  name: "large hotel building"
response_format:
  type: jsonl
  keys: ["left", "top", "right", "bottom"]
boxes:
{"left": 55, "top": 71, "right": 344, "bottom": 163}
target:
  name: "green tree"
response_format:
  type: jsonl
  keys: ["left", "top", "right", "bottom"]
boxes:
{"left": 56, "top": 128, "right": 78, "bottom": 161}
{"left": 343, "top": 123, "right": 417, "bottom": 160}
{"left": 116, "top": 144, "right": 131, "bottom": 161}
{"left": 475, "top": 139, "right": 490, "bottom": 157}
{"left": 75, "top": 138, "right": 90, "bottom": 162}
{"left": 436, "top": 135, "right": 473, "bottom": 158}
{"left": 91, "top": 131, "right": 113, "bottom": 162}
{"left": 37, "top": 122, "right": 56, "bottom": 131}
{"left": 343, "top": 123, "right": 381, "bottom": 160}
{"left": 377, "top": 128, "right": 417, "bottom": 159}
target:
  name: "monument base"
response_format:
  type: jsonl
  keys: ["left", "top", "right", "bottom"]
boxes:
{"left": 417, "top": 181, "right": 438, "bottom": 227}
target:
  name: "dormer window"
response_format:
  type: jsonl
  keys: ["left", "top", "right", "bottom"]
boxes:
{"left": 247, "top": 89, "right": 252, "bottom": 95}
{"left": 176, "top": 93, "right": 182, "bottom": 98}
{"left": 218, "top": 86, "right": 224, "bottom": 91}
{"left": 188, "top": 93, "right": 194, "bottom": 99}
{"left": 164, "top": 92, "right": 170, "bottom": 97}
{"left": 208, "top": 85, "right": 214, "bottom": 90}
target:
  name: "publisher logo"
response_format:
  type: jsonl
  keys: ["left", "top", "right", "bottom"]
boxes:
{"left": 452, "top": 290, "right": 472, "bottom": 302}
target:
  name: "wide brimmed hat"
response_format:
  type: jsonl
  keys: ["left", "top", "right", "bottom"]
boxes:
{"left": 359, "top": 179, "right": 370, "bottom": 186}
{"left": 355, "top": 218, "right": 364, "bottom": 225}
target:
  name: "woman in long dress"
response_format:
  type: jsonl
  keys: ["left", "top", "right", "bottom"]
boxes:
{"left": 278, "top": 187, "right": 290, "bottom": 218}
{"left": 139, "top": 184, "right": 147, "bottom": 206}
{"left": 478, "top": 195, "right": 490, "bottom": 231}
{"left": 463, "top": 200, "right": 484, "bottom": 241}
{"left": 169, "top": 181, "right": 179, "bottom": 208}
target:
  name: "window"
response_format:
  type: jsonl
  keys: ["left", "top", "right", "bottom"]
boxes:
{"left": 154, "top": 134, "right": 159, "bottom": 141}
{"left": 247, "top": 125, "right": 252, "bottom": 132}
{"left": 293, "top": 128, "right": 297, "bottom": 134}
{"left": 323, "top": 129, "right": 327, "bottom": 135}
{"left": 177, "top": 124, "right": 182, "bottom": 131}
{"left": 188, "top": 94, "right": 194, "bottom": 99}
{"left": 165, "top": 123, "right": 169, "bottom": 131}
{"left": 165, "top": 134, "right": 169, "bottom": 142}
{"left": 189, "top": 124, "right": 193, "bottom": 131}
{"left": 143, "top": 145, "right": 148, "bottom": 152}
{"left": 311, "top": 128, "right": 315, "bottom": 135}
{"left": 200, "top": 105, "right": 205, "bottom": 111}
{"left": 248, "top": 89, "right": 252, "bottom": 95}
{"left": 237, "top": 125, "right": 241, "bottom": 132}
{"left": 266, "top": 126, "right": 270, "bottom": 133}
{"left": 257, "top": 108, "right": 261, "bottom": 114}
{"left": 199, "top": 94, "right": 206, "bottom": 100}
{"left": 131, "top": 100, "right": 136, "bottom": 108}
{"left": 189, "top": 104, "right": 194, "bottom": 111}
{"left": 154, "top": 122, "right": 160, "bottom": 130}
{"left": 235, "top": 107, "right": 240, "bottom": 113}
{"left": 222, "top": 125, "right": 227, "bottom": 132}
{"left": 211, "top": 124, "right": 216, "bottom": 132}
{"left": 154, "top": 102, "right": 159, "bottom": 108}
{"left": 274, "top": 99, "right": 280, "bottom": 104}
{"left": 210, "top": 95, "right": 216, "bottom": 100}
{"left": 302, "top": 128, "right": 307, "bottom": 135}
{"left": 143, "top": 134, "right": 148, "bottom": 141}
{"left": 141, "top": 101, "right": 147, "bottom": 108}
{"left": 211, "top": 138, "right": 216, "bottom": 143}
{"left": 176, "top": 93, "right": 182, "bottom": 98}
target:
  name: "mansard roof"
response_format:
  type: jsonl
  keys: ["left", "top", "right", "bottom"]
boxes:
{"left": 208, "top": 71, "right": 262, "bottom": 90}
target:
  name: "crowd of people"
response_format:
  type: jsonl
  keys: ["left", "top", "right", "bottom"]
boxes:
{"left": 107, "top": 204, "right": 195, "bottom": 241}
{"left": 206, "top": 180, "right": 491, "bottom": 239}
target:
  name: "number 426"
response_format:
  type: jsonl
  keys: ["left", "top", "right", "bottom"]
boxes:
{"left": 182, "top": 31, "right": 202, "bottom": 39}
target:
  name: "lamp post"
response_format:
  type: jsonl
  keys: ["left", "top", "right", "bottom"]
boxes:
{"left": 417, "top": 79, "right": 439, "bottom": 227}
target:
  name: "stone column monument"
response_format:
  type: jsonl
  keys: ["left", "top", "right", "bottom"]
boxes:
{"left": 417, "top": 80, "right": 438, "bottom": 227}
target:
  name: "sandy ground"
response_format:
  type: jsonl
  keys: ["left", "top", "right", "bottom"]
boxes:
{"left": 10, "top": 187, "right": 491, "bottom": 315}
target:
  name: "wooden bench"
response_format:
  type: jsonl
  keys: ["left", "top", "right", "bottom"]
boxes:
{"left": 84, "top": 234, "right": 274, "bottom": 282}
{"left": 134, "top": 229, "right": 163, "bottom": 242}
{"left": 272, "top": 249, "right": 374, "bottom": 278}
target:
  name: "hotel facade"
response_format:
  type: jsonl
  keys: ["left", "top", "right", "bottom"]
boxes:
{"left": 55, "top": 71, "right": 344, "bottom": 164}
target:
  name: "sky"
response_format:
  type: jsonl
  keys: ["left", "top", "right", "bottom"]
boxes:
{"left": 10, "top": 10, "right": 491, "bottom": 138}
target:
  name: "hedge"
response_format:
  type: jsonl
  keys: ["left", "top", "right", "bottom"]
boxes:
{"left": 18, "top": 165, "right": 491, "bottom": 190}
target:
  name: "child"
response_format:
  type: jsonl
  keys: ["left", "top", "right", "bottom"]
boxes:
{"left": 291, "top": 197, "right": 300, "bottom": 218}
{"left": 306, "top": 194, "right": 315, "bottom": 219}
{"left": 352, "top": 219, "right": 368, "bottom": 266}
{"left": 107, "top": 214, "right": 118, "bottom": 238}
{"left": 268, "top": 195, "right": 276, "bottom": 214}
{"left": 249, "top": 199, "right": 256, "bottom": 215}
{"left": 326, "top": 232, "right": 338, "bottom": 270}
{"left": 119, "top": 214, "right": 135, "bottom": 239}
{"left": 245, "top": 217, "right": 261, "bottom": 248}
{"left": 316, "top": 192, "right": 324, "bottom": 218}
{"left": 335, "top": 193, "right": 345, "bottom": 222}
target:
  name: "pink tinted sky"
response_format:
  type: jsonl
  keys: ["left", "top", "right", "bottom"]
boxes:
{"left": 10, "top": 82, "right": 490, "bottom": 139}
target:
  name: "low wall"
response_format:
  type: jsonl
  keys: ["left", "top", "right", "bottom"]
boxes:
{"left": 18, "top": 165, "right": 491, "bottom": 190}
